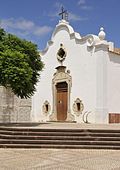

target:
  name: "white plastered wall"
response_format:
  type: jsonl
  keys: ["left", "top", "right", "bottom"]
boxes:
{"left": 32, "top": 20, "right": 111, "bottom": 124}
{"left": 108, "top": 52, "right": 120, "bottom": 113}
{"left": 32, "top": 24, "right": 97, "bottom": 122}
{"left": 94, "top": 44, "right": 109, "bottom": 123}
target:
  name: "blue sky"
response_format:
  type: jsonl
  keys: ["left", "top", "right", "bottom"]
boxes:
{"left": 0, "top": 0, "right": 120, "bottom": 50}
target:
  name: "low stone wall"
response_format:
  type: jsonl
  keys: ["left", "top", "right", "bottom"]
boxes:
{"left": 0, "top": 86, "right": 31, "bottom": 123}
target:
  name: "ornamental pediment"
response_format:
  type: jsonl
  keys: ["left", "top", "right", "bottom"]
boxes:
{"left": 53, "top": 72, "right": 71, "bottom": 82}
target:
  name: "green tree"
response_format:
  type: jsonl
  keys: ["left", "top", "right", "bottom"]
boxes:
{"left": 0, "top": 28, "right": 44, "bottom": 98}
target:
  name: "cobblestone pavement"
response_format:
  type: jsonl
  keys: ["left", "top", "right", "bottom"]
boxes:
{"left": 0, "top": 149, "right": 120, "bottom": 170}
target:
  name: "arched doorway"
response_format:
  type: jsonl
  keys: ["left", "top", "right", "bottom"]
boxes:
{"left": 49, "top": 65, "right": 75, "bottom": 122}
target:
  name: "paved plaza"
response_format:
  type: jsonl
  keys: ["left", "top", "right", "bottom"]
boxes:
{"left": 0, "top": 149, "right": 120, "bottom": 170}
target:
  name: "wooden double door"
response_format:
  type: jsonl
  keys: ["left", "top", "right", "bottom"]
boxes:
{"left": 56, "top": 82, "right": 68, "bottom": 121}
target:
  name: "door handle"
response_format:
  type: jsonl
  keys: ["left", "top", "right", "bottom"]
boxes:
{"left": 58, "top": 100, "right": 62, "bottom": 104}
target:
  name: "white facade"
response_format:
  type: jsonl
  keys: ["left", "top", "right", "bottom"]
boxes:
{"left": 32, "top": 19, "right": 120, "bottom": 124}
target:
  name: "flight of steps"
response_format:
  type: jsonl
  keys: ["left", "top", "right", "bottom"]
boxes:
{"left": 0, "top": 125, "right": 120, "bottom": 149}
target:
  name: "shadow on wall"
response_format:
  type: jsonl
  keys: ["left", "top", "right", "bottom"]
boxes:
{"left": 109, "top": 53, "right": 120, "bottom": 64}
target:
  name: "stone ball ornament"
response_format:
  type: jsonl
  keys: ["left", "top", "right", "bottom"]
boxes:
{"left": 98, "top": 27, "right": 106, "bottom": 40}
{"left": 57, "top": 44, "right": 67, "bottom": 64}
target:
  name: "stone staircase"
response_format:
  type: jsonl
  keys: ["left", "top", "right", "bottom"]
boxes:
{"left": 0, "top": 125, "right": 120, "bottom": 149}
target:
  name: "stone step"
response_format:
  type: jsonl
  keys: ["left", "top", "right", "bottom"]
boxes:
{"left": 0, "top": 127, "right": 120, "bottom": 133}
{"left": 1, "top": 130, "right": 120, "bottom": 137}
{"left": 0, "top": 123, "right": 41, "bottom": 127}
{"left": 0, "top": 126, "right": 120, "bottom": 149}
{"left": 1, "top": 134, "right": 120, "bottom": 141}
{"left": 0, "top": 139, "right": 120, "bottom": 146}
{"left": 0, "top": 143, "right": 120, "bottom": 149}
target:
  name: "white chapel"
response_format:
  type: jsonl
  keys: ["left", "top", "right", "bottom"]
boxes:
{"left": 1, "top": 12, "right": 120, "bottom": 124}
{"left": 32, "top": 17, "right": 120, "bottom": 124}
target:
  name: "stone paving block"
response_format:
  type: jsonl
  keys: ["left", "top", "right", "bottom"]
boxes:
{"left": 0, "top": 149, "right": 120, "bottom": 170}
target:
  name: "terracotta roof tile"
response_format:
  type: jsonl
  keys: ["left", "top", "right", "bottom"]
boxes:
{"left": 109, "top": 48, "right": 120, "bottom": 55}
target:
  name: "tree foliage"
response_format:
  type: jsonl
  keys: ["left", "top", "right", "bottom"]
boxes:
{"left": 0, "top": 28, "right": 44, "bottom": 98}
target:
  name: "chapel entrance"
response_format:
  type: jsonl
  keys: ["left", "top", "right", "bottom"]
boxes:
{"left": 56, "top": 82, "right": 68, "bottom": 121}
{"left": 48, "top": 44, "right": 75, "bottom": 122}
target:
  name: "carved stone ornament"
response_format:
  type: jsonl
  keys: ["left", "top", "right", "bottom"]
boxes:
{"left": 87, "top": 36, "right": 94, "bottom": 47}
{"left": 73, "top": 98, "right": 84, "bottom": 116}
{"left": 57, "top": 44, "right": 67, "bottom": 64}
{"left": 50, "top": 66, "right": 75, "bottom": 122}
{"left": 42, "top": 100, "right": 51, "bottom": 116}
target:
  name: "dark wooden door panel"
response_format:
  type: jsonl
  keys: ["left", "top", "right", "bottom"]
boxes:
{"left": 56, "top": 82, "right": 68, "bottom": 121}
{"left": 57, "top": 91, "right": 67, "bottom": 121}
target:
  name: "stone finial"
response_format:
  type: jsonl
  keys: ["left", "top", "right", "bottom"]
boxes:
{"left": 98, "top": 27, "right": 106, "bottom": 40}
